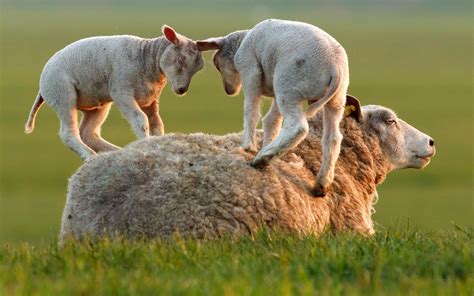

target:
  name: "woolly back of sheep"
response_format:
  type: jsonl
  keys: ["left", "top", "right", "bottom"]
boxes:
{"left": 60, "top": 115, "right": 389, "bottom": 242}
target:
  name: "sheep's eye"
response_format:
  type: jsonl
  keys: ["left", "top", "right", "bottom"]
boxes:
{"left": 386, "top": 119, "right": 397, "bottom": 125}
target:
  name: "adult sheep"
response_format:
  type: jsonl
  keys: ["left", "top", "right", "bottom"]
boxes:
{"left": 60, "top": 97, "right": 435, "bottom": 243}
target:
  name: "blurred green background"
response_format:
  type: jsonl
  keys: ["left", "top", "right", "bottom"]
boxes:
{"left": 0, "top": 0, "right": 472, "bottom": 243}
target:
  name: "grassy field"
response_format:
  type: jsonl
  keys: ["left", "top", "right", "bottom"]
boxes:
{"left": 1, "top": 228, "right": 473, "bottom": 295}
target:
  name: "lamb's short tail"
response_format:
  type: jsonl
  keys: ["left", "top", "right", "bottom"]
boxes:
{"left": 25, "top": 92, "right": 45, "bottom": 134}
{"left": 305, "top": 67, "right": 344, "bottom": 118}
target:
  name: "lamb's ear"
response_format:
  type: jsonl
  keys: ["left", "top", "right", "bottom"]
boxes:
{"left": 196, "top": 38, "right": 222, "bottom": 51}
{"left": 344, "top": 94, "right": 363, "bottom": 122}
{"left": 162, "top": 25, "right": 180, "bottom": 45}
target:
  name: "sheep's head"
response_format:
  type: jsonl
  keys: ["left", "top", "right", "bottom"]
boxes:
{"left": 212, "top": 47, "right": 241, "bottom": 96}
{"left": 351, "top": 100, "right": 436, "bottom": 171}
{"left": 160, "top": 25, "right": 205, "bottom": 96}
{"left": 196, "top": 33, "right": 244, "bottom": 96}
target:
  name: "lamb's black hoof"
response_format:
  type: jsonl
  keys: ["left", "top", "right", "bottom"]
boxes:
{"left": 250, "top": 158, "right": 270, "bottom": 169}
{"left": 311, "top": 183, "right": 328, "bottom": 197}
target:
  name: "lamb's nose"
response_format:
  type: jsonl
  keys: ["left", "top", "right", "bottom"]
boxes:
{"left": 429, "top": 139, "right": 435, "bottom": 146}
{"left": 177, "top": 87, "right": 187, "bottom": 95}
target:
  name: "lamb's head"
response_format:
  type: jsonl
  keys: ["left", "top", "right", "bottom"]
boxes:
{"left": 159, "top": 25, "right": 205, "bottom": 96}
{"left": 196, "top": 31, "right": 248, "bottom": 96}
{"left": 347, "top": 96, "right": 436, "bottom": 171}
{"left": 212, "top": 45, "right": 241, "bottom": 96}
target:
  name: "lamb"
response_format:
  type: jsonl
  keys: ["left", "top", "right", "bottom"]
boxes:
{"left": 59, "top": 97, "right": 436, "bottom": 244}
{"left": 197, "top": 19, "right": 350, "bottom": 196}
{"left": 25, "top": 25, "right": 205, "bottom": 160}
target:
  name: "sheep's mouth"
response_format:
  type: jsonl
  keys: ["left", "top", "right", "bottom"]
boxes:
{"left": 224, "top": 83, "right": 238, "bottom": 96}
{"left": 414, "top": 155, "right": 432, "bottom": 168}
{"left": 414, "top": 146, "right": 436, "bottom": 160}
{"left": 416, "top": 155, "right": 431, "bottom": 161}
{"left": 415, "top": 150, "right": 435, "bottom": 161}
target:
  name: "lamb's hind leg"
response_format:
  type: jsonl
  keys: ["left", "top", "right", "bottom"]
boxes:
{"left": 80, "top": 103, "right": 120, "bottom": 152}
{"left": 252, "top": 98, "right": 308, "bottom": 168}
{"left": 312, "top": 96, "right": 345, "bottom": 197}
{"left": 52, "top": 91, "right": 96, "bottom": 160}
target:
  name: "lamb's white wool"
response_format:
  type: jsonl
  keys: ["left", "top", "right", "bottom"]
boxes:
{"left": 59, "top": 102, "right": 435, "bottom": 244}
{"left": 197, "top": 19, "right": 350, "bottom": 196}
{"left": 25, "top": 25, "right": 206, "bottom": 160}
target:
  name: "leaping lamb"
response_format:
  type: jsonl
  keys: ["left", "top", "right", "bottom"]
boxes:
{"left": 197, "top": 19, "right": 350, "bottom": 196}
{"left": 59, "top": 97, "right": 436, "bottom": 244}
{"left": 25, "top": 25, "right": 206, "bottom": 160}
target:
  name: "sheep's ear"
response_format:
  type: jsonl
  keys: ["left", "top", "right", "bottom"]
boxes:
{"left": 162, "top": 25, "right": 180, "bottom": 45}
{"left": 196, "top": 38, "right": 221, "bottom": 51}
{"left": 344, "top": 94, "right": 363, "bottom": 122}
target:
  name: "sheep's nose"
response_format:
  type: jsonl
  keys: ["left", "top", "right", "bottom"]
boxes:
{"left": 429, "top": 139, "right": 435, "bottom": 147}
{"left": 224, "top": 83, "right": 235, "bottom": 95}
{"left": 177, "top": 87, "right": 187, "bottom": 95}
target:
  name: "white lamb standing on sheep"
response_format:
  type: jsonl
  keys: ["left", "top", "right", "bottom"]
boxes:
{"left": 59, "top": 97, "right": 436, "bottom": 244}
{"left": 25, "top": 25, "right": 206, "bottom": 160}
{"left": 197, "top": 19, "right": 350, "bottom": 196}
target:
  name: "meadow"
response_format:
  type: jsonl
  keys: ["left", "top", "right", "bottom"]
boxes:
{"left": 0, "top": 3, "right": 472, "bottom": 294}
{"left": 1, "top": 228, "right": 473, "bottom": 295}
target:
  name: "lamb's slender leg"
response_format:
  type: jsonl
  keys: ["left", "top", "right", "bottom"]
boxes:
{"left": 241, "top": 73, "right": 262, "bottom": 153}
{"left": 141, "top": 100, "right": 164, "bottom": 136}
{"left": 262, "top": 99, "right": 283, "bottom": 148}
{"left": 53, "top": 101, "right": 96, "bottom": 160}
{"left": 252, "top": 98, "right": 308, "bottom": 168}
{"left": 312, "top": 97, "right": 344, "bottom": 197}
{"left": 112, "top": 94, "right": 149, "bottom": 138}
{"left": 80, "top": 103, "right": 120, "bottom": 152}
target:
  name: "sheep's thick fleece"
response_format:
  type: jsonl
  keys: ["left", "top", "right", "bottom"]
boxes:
{"left": 60, "top": 115, "right": 392, "bottom": 242}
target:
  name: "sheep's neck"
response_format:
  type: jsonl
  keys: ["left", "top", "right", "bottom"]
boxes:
{"left": 227, "top": 30, "right": 249, "bottom": 60}
{"left": 361, "top": 131, "right": 392, "bottom": 186}
{"left": 141, "top": 37, "right": 169, "bottom": 82}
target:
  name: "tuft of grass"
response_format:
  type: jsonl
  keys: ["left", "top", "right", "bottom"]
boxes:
{"left": 1, "top": 228, "right": 472, "bottom": 295}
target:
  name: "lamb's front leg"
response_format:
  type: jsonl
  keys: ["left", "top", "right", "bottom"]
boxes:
{"left": 141, "top": 100, "right": 164, "bottom": 136}
{"left": 252, "top": 98, "right": 308, "bottom": 168}
{"left": 112, "top": 92, "right": 150, "bottom": 138}
{"left": 241, "top": 74, "right": 262, "bottom": 153}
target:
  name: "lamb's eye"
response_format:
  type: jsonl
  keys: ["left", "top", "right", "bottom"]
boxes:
{"left": 386, "top": 119, "right": 397, "bottom": 125}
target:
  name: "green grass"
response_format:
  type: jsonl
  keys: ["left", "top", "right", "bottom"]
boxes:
{"left": 0, "top": 6, "right": 472, "bottom": 243}
{"left": 1, "top": 228, "right": 472, "bottom": 295}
